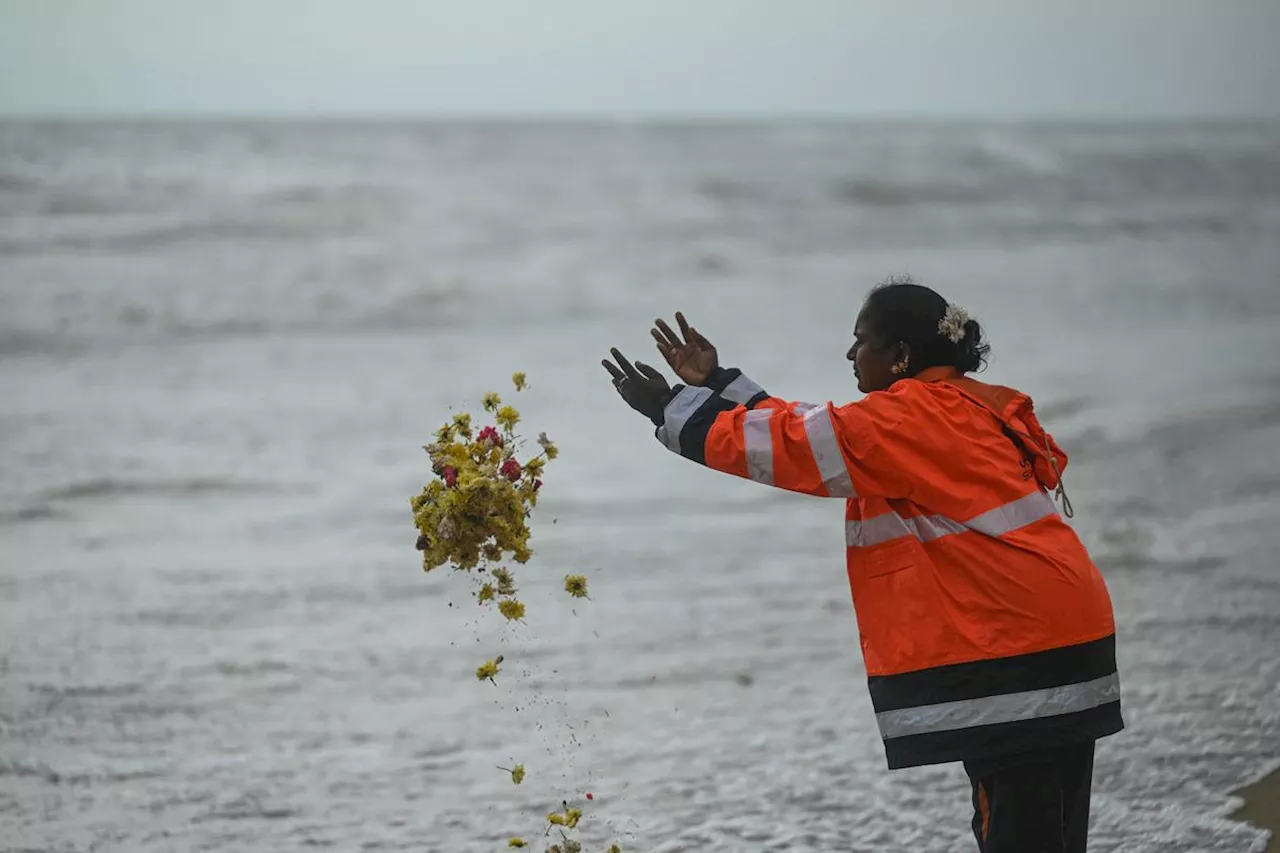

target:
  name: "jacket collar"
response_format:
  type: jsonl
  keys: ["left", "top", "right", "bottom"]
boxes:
{"left": 912, "top": 366, "right": 962, "bottom": 383}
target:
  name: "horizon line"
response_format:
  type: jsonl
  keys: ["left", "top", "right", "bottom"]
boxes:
{"left": 3, "top": 109, "right": 1279, "bottom": 125}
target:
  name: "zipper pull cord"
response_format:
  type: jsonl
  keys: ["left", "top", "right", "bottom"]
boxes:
{"left": 1048, "top": 453, "right": 1074, "bottom": 519}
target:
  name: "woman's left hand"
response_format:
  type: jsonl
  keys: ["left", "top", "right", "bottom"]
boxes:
{"left": 602, "top": 348, "right": 671, "bottom": 423}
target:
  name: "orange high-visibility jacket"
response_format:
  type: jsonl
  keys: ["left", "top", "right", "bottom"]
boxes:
{"left": 655, "top": 365, "right": 1122, "bottom": 769}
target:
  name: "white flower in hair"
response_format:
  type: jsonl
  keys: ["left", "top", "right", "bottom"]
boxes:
{"left": 938, "top": 304, "right": 970, "bottom": 344}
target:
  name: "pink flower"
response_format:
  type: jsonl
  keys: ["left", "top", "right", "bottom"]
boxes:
{"left": 477, "top": 426, "right": 503, "bottom": 447}
{"left": 442, "top": 466, "right": 458, "bottom": 487}
{"left": 533, "top": 478, "right": 542, "bottom": 491}
{"left": 500, "top": 458, "right": 522, "bottom": 482}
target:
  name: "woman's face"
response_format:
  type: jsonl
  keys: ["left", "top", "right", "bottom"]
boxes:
{"left": 847, "top": 309, "right": 900, "bottom": 394}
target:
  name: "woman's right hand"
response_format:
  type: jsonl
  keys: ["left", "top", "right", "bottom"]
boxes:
{"left": 651, "top": 312, "right": 718, "bottom": 386}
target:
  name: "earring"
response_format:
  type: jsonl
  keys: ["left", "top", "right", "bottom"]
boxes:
{"left": 890, "top": 355, "right": 909, "bottom": 375}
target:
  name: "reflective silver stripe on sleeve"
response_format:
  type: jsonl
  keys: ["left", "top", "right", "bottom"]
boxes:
{"left": 720, "top": 373, "right": 766, "bottom": 406}
{"left": 802, "top": 405, "right": 857, "bottom": 497}
{"left": 656, "top": 385, "right": 716, "bottom": 454}
{"left": 791, "top": 402, "right": 818, "bottom": 416}
{"left": 876, "top": 673, "right": 1121, "bottom": 739}
{"left": 743, "top": 408, "right": 774, "bottom": 485}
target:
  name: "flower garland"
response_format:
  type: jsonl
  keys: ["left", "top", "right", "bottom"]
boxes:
{"left": 410, "top": 373, "right": 622, "bottom": 851}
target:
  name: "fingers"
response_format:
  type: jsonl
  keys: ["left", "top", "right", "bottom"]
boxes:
{"left": 689, "top": 326, "right": 714, "bottom": 350}
{"left": 652, "top": 341, "right": 680, "bottom": 370}
{"left": 652, "top": 319, "right": 682, "bottom": 349}
{"left": 601, "top": 359, "right": 625, "bottom": 382}
{"left": 650, "top": 327, "right": 675, "bottom": 355}
{"left": 675, "top": 312, "right": 694, "bottom": 342}
{"left": 609, "top": 348, "right": 641, "bottom": 381}
{"left": 634, "top": 361, "right": 664, "bottom": 381}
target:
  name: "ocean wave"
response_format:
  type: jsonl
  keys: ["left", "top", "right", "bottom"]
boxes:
{"left": 193, "top": 794, "right": 301, "bottom": 822}
{"left": 212, "top": 660, "right": 293, "bottom": 678}
{"left": 43, "top": 477, "right": 279, "bottom": 502}
{"left": 0, "top": 503, "right": 65, "bottom": 525}
{"left": 0, "top": 171, "right": 44, "bottom": 193}
{"left": 0, "top": 214, "right": 349, "bottom": 255}
{"left": 1140, "top": 401, "right": 1280, "bottom": 459}
{"left": 831, "top": 178, "right": 990, "bottom": 207}
{"left": 32, "top": 682, "right": 144, "bottom": 699}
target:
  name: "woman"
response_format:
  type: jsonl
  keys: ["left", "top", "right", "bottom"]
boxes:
{"left": 601, "top": 279, "right": 1122, "bottom": 853}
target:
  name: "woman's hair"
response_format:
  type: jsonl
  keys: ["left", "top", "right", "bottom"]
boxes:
{"left": 862, "top": 275, "right": 991, "bottom": 373}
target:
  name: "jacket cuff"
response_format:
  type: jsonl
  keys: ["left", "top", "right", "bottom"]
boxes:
{"left": 707, "top": 367, "right": 767, "bottom": 406}
{"left": 650, "top": 385, "right": 683, "bottom": 426}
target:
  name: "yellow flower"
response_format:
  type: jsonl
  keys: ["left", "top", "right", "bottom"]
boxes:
{"left": 562, "top": 842, "right": 581, "bottom": 853}
{"left": 482, "top": 542, "right": 503, "bottom": 562}
{"left": 477, "top": 583, "right": 496, "bottom": 604}
{"left": 563, "top": 575, "right": 588, "bottom": 599}
{"left": 508, "top": 839, "right": 526, "bottom": 848}
{"left": 434, "top": 423, "right": 455, "bottom": 443}
{"left": 608, "top": 845, "right": 622, "bottom": 853}
{"left": 495, "top": 405, "right": 520, "bottom": 432}
{"left": 546, "top": 807, "right": 582, "bottom": 829}
{"left": 475, "top": 656, "right": 502, "bottom": 681}
{"left": 451, "top": 413, "right": 472, "bottom": 438}
{"left": 512, "top": 371, "right": 527, "bottom": 391}
{"left": 482, "top": 392, "right": 502, "bottom": 412}
{"left": 510, "top": 763, "right": 525, "bottom": 784}
{"left": 493, "top": 568, "right": 517, "bottom": 596}
{"left": 498, "top": 598, "right": 525, "bottom": 621}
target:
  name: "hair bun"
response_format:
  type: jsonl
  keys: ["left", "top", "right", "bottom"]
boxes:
{"left": 937, "top": 304, "right": 970, "bottom": 343}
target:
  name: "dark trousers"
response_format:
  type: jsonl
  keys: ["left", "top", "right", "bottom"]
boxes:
{"left": 963, "top": 741, "right": 1096, "bottom": 853}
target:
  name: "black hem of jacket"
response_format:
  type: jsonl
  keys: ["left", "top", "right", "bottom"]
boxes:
{"left": 872, "top": 634, "right": 1124, "bottom": 769}
{"left": 884, "top": 701, "right": 1123, "bottom": 769}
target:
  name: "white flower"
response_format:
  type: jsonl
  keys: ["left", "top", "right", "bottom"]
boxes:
{"left": 938, "top": 304, "right": 970, "bottom": 344}
{"left": 436, "top": 517, "right": 457, "bottom": 539}
{"left": 536, "top": 432, "right": 553, "bottom": 450}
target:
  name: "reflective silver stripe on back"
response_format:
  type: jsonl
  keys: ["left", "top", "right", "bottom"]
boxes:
{"left": 657, "top": 385, "right": 715, "bottom": 454}
{"left": 720, "top": 373, "right": 766, "bottom": 406}
{"left": 743, "top": 408, "right": 774, "bottom": 485}
{"left": 903, "top": 513, "right": 968, "bottom": 542}
{"left": 966, "top": 490, "right": 1058, "bottom": 537}
{"left": 876, "top": 673, "right": 1121, "bottom": 739}
{"left": 845, "top": 512, "right": 913, "bottom": 547}
{"left": 845, "top": 491, "right": 1060, "bottom": 548}
{"left": 802, "top": 405, "right": 856, "bottom": 497}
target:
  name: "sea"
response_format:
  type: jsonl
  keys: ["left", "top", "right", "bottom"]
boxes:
{"left": 2, "top": 120, "right": 1278, "bottom": 852}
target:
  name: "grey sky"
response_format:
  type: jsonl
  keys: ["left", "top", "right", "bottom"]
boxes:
{"left": 2, "top": 0, "right": 1278, "bottom": 118}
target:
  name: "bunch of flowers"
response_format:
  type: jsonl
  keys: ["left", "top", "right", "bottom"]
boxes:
{"left": 411, "top": 373, "right": 565, "bottom": 653}
{"left": 412, "top": 374, "right": 614, "bottom": 850}
{"left": 411, "top": 373, "right": 555, "bottom": 578}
